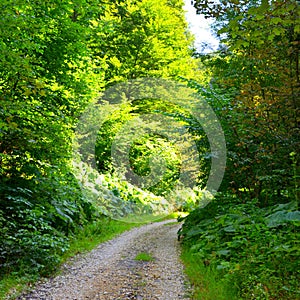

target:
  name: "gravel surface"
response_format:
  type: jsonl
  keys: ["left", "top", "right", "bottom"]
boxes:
{"left": 18, "top": 220, "right": 191, "bottom": 300}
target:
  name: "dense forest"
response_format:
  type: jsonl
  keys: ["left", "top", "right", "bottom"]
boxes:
{"left": 0, "top": 0, "right": 299, "bottom": 299}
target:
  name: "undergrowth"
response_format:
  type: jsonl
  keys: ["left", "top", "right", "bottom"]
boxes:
{"left": 179, "top": 193, "right": 300, "bottom": 300}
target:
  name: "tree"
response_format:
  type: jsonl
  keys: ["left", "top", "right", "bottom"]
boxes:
{"left": 0, "top": 0, "right": 104, "bottom": 273}
{"left": 90, "top": 0, "right": 198, "bottom": 84}
{"left": 193, "top": 0, "right": 300, "bottom": 203}
{"left": 0, "top": 0, "right": 104, "bottom": 183}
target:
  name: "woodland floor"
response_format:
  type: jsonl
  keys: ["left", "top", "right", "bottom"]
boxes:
{"left": 17, "top": 220, "right": 191, "bottom": 300}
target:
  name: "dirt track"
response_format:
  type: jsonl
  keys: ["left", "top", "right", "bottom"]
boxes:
{"left": 18, "top": 220, "right": 191, "bottom": 300}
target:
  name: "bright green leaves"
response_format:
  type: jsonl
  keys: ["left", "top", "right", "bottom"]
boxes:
{"left": 0, "top": 0, "right": 105, "bottom": 181}
{"left": 92, "top": 0, "right": 197, "bottom": 84}
{"left": 129, "top": 134, "right": 181, "bottom": 195}
{"left": 193, "top": 0, "right": 300, "bottom": 203}
{"left": 179, "top": 195, "right": 300, "bottom": 299}
{"left": 94, "top": 101, "right": 183, "bottom": 196}
{"left": 95, "top": 103, "right": 134, "bottom": 172}
{"left": 203, "top": 0, "right": 300, "bottom": 51}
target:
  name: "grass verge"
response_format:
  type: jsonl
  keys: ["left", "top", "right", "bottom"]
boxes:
{"left": 180, "top": 248, "right": 238, "bottom": 300}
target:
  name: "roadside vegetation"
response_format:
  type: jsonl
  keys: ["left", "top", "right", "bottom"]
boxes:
{"left": 179, "top": 1, "right": 300, "bottom": 299}
{"left": 179, "top": 194, "right": 299, "bottom": 299}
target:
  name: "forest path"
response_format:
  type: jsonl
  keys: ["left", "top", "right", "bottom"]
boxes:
{"left": 18, "top": 220, "right": 191, "bottom": 300}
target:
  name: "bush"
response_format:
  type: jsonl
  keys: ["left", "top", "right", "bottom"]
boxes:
{"left": 0, "top": 168, "right": 94, "bottom": 278}
{"left": 179, "top": 194, "right": 300, "bottom": 299}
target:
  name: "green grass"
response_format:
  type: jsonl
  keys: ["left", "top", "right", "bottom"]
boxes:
{"left": 181, "top": 248, "right": 238, "bottom": 300}
{"left": 0, "top": 274, "right": 39, "bottom": 300}
{"left": 134, "top": 252, "right": 154, "bottom": 262}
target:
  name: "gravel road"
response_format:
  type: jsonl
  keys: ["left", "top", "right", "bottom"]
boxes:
{"left": 18, "top": 220, "right": 191, "bottom": 300}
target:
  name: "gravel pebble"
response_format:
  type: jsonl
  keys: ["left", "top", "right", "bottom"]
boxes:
{"left": 17, "top": 220, "right": 191, "bottom": 300}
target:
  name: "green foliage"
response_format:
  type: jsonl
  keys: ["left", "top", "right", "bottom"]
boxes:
{"left": 129, "top": 134, "right": 181, "bottom": 195}
{"left": 169, "top": 186, "right": 214, "bottom": 212}
{"left": 93, "top": 0, "right": 198, "bottom": 84}
{"left": 73, "top": 159, "right": 171, "bottom": 220}
{"left": 191, "top": 0, "right": 300, "bottom": 204}
{"left": 0, "top": 0, "right": 103, "bottom": 281}
{"left": 95, "top": 97, "right": 210, "bottom": 197}
{"left": 95, "top": 103, "right": 134, "bottom": 172}
{"left": 0, "top": 171, "right": 95, "bottom": 278}
{"left": 186, "top": 75, "right": 299, "bottom": 204}
{"left": 179, "top": 194, "right": 300, "bottom": 299}
{"left": 0, "top": 0, "right": 103, "bottom": 179}
{"left": 181, "top": 2, "right": 299, "bottom": 298}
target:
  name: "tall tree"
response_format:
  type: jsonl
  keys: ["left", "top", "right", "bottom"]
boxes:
{"left": 90, "top": 0, "right": 198, "bottom": 84}
{"left": 193, "top": 0, "right": 300, "bottom": 202}
{"left": 0, "top": 0, "right": 104, "bottom": 184}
